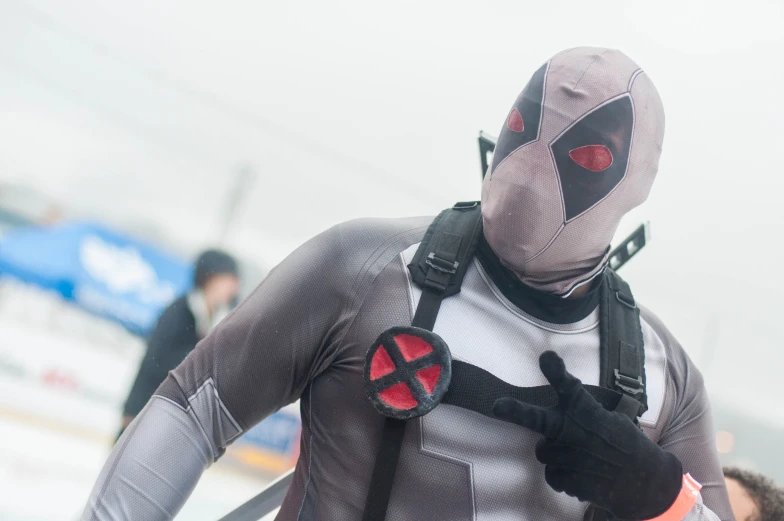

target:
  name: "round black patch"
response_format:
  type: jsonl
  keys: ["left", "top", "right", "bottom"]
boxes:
{"left": 364, "top": 326, "right": 452, "bottom": 420}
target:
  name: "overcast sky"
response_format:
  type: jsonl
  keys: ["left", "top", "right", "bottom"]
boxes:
{"left": 1, "top": 0, "right": 783, "bottom": 417}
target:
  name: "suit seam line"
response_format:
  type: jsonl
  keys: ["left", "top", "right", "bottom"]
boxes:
{"left": 87, "top": 403, "right": 150, "bottom": 521}
{"left": 175, "top": 380, "right": 225, "bottom": 460}
{"left": 184, "top": 396, "right": 220, "bottom": 461}
{"left": 346, "top": 225, "right": 429, "bottom": 308}
{"left": 401, "top": 251, "right": 417, "bottom": 317}
{"left": 475, "top": 258, "right": 599, "bottom": 333}
{"left": 295, "top": 385, "right": 314, "bottom": 521}
{"left": 152, "top": 394, "right": 188, "bottom": 412}
{"left": 638, "top": 317, "right": 668, "bottom": 430}
{"left": 628, "top": 68, "right": 645, "bottom": 91}
{"left": 417, "top": 415, "right": 477, "bottom": 519}
{"left": 336, "top": 226, "right": 429, "bottom": 349}
{"left": 573, "top": 50, "right": 609, "bottom": 89}
{"left": 160, "top": 378, "right": 244, "bottom": 450}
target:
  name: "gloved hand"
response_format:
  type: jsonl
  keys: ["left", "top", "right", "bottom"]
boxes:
{"left": 493, "top": 351, "right": 683, "bottom": 520}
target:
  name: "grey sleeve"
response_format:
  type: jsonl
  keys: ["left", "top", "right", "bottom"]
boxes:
{"left": 81, "top": 398, "right": 212, "bottom": 521}
{"left": 681, "top": 494, "right": 722, "bottom": 521}
{"left": 80, "top": 217, "right": 429, "bottom": 521}
{"left": 641, "top": 307, "right": 735, "bottom": 521}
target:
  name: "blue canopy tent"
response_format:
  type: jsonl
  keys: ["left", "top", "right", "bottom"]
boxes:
{"left": 0, "top": 220, "right": 302, "bottom": 472}
{"left": 0, "top": 221, "right": 192, "bottom": 335}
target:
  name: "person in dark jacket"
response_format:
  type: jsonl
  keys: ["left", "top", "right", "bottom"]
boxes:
{"left": 117, "top": 249, "right": 239, "bottom": 439}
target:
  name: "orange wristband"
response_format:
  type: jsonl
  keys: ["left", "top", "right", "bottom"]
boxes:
{"left": 646, "top": 474, "right": 702, "bottom": 521}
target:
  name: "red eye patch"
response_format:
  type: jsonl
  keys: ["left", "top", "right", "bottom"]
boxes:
{"left": 569, "top": 145, "right": 613, "bottom": 172}
{"left": 507, "top": 108, "right": 524, "bottom": 133}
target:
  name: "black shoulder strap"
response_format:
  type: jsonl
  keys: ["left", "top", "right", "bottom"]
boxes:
{"left": 599, "top": 269, "right": 648, "bottom": 421}
{"left": 408, "top": 201, "right": 484, "bottom": 299}
{"left": 361, "top": 202, "right": 482, "bottom": 521}
{"left": 588, "top": 270, "right": 650, "bottom": 521}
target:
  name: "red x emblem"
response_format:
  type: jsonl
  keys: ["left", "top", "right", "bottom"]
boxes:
{"left": 364, "top": 326, "right": 452, "bottom": 420}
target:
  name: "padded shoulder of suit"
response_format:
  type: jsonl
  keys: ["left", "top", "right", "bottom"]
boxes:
{"left": 312, "top": 216, "right": 433, "bottom": 280}
{"left": 325, "top": 216, "right": 433, "bottom": 251}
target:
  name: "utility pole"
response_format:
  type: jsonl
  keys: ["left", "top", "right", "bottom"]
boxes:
{"left": 218, "top": 164, "right": 256, "bottom": 246}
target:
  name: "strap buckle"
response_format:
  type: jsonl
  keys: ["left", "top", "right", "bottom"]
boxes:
{"left": 614, "top": 369, "right": 644, "bottom": 396}
{"left": 615, "top": 290, "right": 636, "bottom": 309}
{"left": 426, "top": 253, "right": 459, "bottom": 274}
{"left": 452, "top": 201, "right": 479, "bottom": 210}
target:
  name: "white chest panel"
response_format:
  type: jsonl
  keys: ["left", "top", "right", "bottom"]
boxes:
{"left": 387, "top": 245, "right": 668, "bottom": 521}
{"left": 400, "top": 244, "right": 666, "bottom": 426}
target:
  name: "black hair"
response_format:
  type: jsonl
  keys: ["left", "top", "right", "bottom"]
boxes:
{"left": 724, "top": 467, "right": 784, "bottom": 521}
{"left": 194, "top": 249, "right": 239, "bottom": 289}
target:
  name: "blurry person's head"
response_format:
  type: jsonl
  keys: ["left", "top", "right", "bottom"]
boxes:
{"left": 481, "top": 47, "right": 665, "bottom": 296}
{"left": 193, "top": 249, "right": 240, "bottom": 310}
{"left": 724, "top": 467, "right": 784, "bottom": 521}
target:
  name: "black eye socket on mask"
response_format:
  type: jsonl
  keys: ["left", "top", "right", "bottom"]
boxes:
{"left": 551, "top": 95, "right": 634, "bottom": 221}
{"left": 489, "top": 62, "right": 548, "bottom": 177}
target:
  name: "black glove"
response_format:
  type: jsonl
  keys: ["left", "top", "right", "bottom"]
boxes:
{"left": 493, "top": 351, "right": 683, "bottom": 520}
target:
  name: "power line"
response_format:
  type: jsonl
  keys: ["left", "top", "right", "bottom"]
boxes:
{"left": 10, "top": 2, "right": 443, "bottom": 201}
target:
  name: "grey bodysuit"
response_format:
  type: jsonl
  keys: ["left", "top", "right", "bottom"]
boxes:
{"left": 80, "top": 216, "right": 732, "bottom": 521}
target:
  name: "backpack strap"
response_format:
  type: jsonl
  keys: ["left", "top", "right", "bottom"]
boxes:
{"left": 599, "top": 269, "right": 648, "bottom": 421}
{"left": 408, "top": 201, "right": 484, "bottom": 298}
{"left": 587, "top": 270, "right": 650, "bottom": 521}
{"left": 442, "top": 361, "right": 640, "bottom": 418}
{"left": 361, "top": 202, "right": 483, "bottom": 521}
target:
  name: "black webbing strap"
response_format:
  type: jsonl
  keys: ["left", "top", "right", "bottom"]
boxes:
{"left": 442, "top": 360, "right": 629, "bottom": 418}
{"left": 362, "top": 417, "right": 407, "bottom": 521}
{"left": 411, "top": 289, "right": 444, "bottom": 332}
{"left": 361, "top": 289, "right": 443, "bottom": 521}
{"left": 361, "top": 202, "right": 483, "bottom": 521}
{"left": 592, "top": 271, "right": 647, "bottom": 521}
{"left": 599, "top": 269, "right": 648, "bottom": 421}
{"left": 409, "top": 201, "right": 484, "bottom": 297}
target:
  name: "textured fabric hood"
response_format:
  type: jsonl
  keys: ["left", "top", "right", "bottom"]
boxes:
{"left": 481, "top": 47, "right": 665, "bottom": 296}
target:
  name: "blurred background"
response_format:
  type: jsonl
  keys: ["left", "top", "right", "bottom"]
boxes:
{"left": 0, "top": 0, "right": 782, "bottom": 520}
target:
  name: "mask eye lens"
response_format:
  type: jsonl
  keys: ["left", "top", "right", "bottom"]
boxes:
{"left": 568, "top": 145, "right": 613, "bottom": 172}
{"left": 507, "top": 108, "right": 524, "bottom": 133}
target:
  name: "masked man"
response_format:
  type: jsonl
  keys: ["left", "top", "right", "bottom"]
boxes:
{"left": 81, "top": 48, "right": 733, "bottom": 521}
